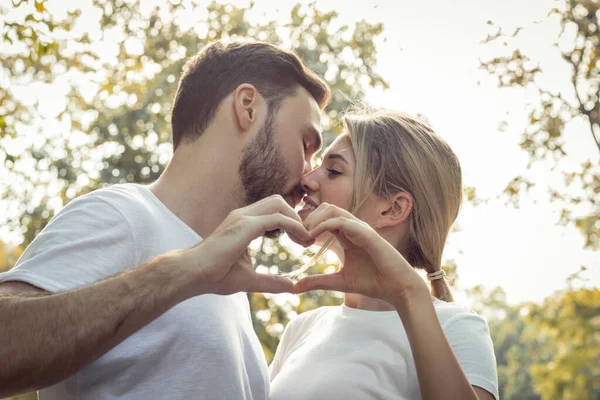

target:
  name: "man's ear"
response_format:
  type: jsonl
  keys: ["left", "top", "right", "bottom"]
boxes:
{"left": 233, "top": 84, "right": 261, "bottom": 132}
{"left": 375, "top": 192, "right": 413, "bottom": 229}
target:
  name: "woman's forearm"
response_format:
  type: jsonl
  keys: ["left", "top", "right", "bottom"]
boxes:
{"left": 392, "top": 290, "right": 479, "bottom": 400}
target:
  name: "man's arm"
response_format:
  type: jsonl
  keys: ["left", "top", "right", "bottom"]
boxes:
{"left": 0, "top": 195, "right": 310, "bottom": 397}
{"left": 0, "top": 252, "right": 193, "bottom": 397}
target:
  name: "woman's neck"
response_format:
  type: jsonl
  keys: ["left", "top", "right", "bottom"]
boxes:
{"left": 331, "top": 243, "right": 397, "bottom": 312}
{"left": 329, "top": 248, "right": 395, "bottom": 311}
{"left": 344, "top": 293, "right": 396, "bottom": 311}
{"left": 336, "top": 240, "right": 428, "bottom": 312}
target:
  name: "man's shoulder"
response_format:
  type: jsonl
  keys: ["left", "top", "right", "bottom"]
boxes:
{"left": 3, "top": 185, "right": 147, "bottom": 292}
{"left": 81, "top": 183, "right": 152, "bottom": 208}
{"left": 66, "top": 183, "right": 158, "bottom": 221}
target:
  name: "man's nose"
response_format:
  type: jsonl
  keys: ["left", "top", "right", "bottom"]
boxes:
{"left": 300, "top": 168, "right": 318, "bottom": 194}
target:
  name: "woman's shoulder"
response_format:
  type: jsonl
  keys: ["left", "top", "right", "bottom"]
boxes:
{"left": 433, "top": 299, "right": 489, "bottom": 331}
{"left": 294, "top": 305, "right": 339, "bottom": 323}
{"left": 433, "top": 299, "right": 498, "bottom": 399}
{"left": 286, "top": 306, "right": 340, "bottom": 333}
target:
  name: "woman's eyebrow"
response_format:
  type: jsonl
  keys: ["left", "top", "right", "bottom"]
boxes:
{"left": 325, "top": 153, "right": 349, "bottom": 164}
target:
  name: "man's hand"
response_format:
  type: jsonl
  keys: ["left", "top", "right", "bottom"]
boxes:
{"left": 0, "top": 195, "right": 312, "bottom": 396}
{"left": 180, "top": 195, "right": 314, "bottom": 296}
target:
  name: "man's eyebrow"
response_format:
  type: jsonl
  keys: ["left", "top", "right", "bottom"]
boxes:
{"left": 325, "top": 153, "right": 349, "bottom": 164}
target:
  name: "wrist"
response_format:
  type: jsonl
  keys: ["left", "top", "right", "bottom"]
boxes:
{"left": 146, "top": 249, "right": 208, "bottom": 302}
{"left": 388, "top": 279, "right": 432, "bottom": 316}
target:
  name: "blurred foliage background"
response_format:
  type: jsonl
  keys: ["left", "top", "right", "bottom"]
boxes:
{"left": 1, "top": 0, "right": 599, "bottom": 399}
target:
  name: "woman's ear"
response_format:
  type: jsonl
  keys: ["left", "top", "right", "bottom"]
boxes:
{"left": 233, "top": 84, "right": 260, "bottom": 132}
{"left": 375, "top": 192, "right": 413, "bottom": 229}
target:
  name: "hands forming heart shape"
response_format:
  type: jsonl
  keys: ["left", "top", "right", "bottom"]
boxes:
{"left": 291, "top": 202, "right": 430, "bottom": 305}
{"left": 182, "top": 195, "right": 429, "bottom": 306}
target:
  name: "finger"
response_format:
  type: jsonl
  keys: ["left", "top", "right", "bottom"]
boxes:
{"left": 247, "top": 273, "right": 295, "bottom": 294}
{"left": 287, "top": 232, "right": 315, "bottom": 248}
{"left": 302, "top": 203, "right": 334, "bottom": 232}
{"left": 310, "top": 217, "right": 375, "bottom": 251}
{"left": 294, "top": 273, "right": 346, "bottom": 293}
{"left": 308, "top": 217, "right": 352, "bottom": 239}
{"left": 303, "top": 203, "right": 356, "bottom": 231}
{"left": 310, "top": 218, "right": 403, "bottom": 268}
{"left": 243, "top": 195, "right": 303, "bottom": 224}
{"left": 253, "top": 214, "right": 313, "bottom": 243}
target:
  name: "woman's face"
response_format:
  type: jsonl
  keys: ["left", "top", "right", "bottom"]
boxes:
{"left": 298, "top": 134, "right": 356, "bottom": 244}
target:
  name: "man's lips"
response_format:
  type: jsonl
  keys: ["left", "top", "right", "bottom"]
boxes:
{"left": 284, "top": 187, "right": 306, "bottom": 209}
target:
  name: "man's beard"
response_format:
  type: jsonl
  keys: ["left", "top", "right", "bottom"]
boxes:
{"left": 238, "top": 112, "right": 292, "bottom": 239}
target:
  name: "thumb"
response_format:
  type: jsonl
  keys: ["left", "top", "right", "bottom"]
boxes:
{"left": 294, "top": 273, "right": 346, "bottom": 293}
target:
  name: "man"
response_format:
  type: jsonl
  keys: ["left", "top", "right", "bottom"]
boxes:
{"left": 0, "top": 40, "right": 330, "bottom": 399}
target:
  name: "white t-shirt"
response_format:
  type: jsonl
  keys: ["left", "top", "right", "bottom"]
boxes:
{"left": 0, "top": 184, "right": 269, "bottom": 400}
{"left": 270, "top": 301, "right": 499, "bottom": 400}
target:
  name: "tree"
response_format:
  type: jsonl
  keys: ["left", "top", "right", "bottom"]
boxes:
{"left": 468, "top": 285, "right": 543, "bottom": 400}
{"left": 1, "top": 0, "right": 388, "bottom": 245}
{"left": 480, "top": 0, "right": 600, "bottom": 250}
{"left": 468, "top": 281, "right": 600, "bottom": 400}
{"left": 527, "top": 287, "right": 600, "bottom": 399}
{"left": 0, "top": 241, "right": 23, "bottom": 273}
{"left": 481, "top": 3, "right": 600, "bottom": 397}
{"left": 0, "top": 0, "right": 388, "bottom": 373}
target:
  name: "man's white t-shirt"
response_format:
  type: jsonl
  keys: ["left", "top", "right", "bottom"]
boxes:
{"left": 270, "top": 301, "right": 499, "bottom": 400}
{"left": 0, "top": 184, "right": 269, "bottom": 400}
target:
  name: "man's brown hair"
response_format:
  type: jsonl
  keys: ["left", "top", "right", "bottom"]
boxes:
{"left": 170, "top": 40, "right": 331, "bottom": 149}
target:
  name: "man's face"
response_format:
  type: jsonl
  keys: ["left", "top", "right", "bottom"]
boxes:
{"left": 238, "top": 86, "right": 323, "bottom": 236}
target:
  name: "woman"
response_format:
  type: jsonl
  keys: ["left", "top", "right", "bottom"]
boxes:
{"left": 270, "top": 110, "right": 499, "bottom": 400}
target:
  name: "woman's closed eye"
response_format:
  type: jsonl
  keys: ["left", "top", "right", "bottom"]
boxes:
{"left": 326, "top": 168, "right": 342, "bottom": 177}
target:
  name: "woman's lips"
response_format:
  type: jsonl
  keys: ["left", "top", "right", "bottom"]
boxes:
{"left": 298, "top": 198, "right": 318, "bottom": 218}
{"left": 299, "top": 202, "right": 316, "bottom": 212}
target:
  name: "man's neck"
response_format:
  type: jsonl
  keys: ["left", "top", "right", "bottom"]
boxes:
{"left": 149, "top": 140, "right": 243, "bottom": 239}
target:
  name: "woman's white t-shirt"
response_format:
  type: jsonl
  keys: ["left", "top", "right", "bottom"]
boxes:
{"left": 270, "top": 300, "right": 499, "bottom": 400}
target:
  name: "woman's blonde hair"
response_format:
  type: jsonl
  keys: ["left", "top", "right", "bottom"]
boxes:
{"left": 290, "top": 109, "right": 462, "bottom": 302}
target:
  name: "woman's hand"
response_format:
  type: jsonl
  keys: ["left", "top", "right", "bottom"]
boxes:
{"left": 294, "top": 203, "right": 429, "bottom": 304}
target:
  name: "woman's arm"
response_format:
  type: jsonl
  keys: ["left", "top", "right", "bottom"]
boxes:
{"left": 392, "top": 289, "right": 495, "bottom": 400}
{"left": 295, "top": 203, "right": 497, "bottom": 400}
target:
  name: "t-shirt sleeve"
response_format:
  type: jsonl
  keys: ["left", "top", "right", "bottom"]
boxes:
{"left": 0, "top": 193, "right": 137, "bottom": 293}
{"left": 442, "top": 310, "right": 499, "bottom": 400}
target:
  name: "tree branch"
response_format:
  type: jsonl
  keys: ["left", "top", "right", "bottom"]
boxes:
{"left": 563, "top": 37, "right": 600, "bottom": 156}
{"left": 564, "top": 0, "right": 600, "bottom": 155}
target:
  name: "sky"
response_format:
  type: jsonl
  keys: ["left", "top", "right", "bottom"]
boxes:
{"left": 354, "top": 0, "right": 600, "bottom": 305}
{"left": 3, "top": 0, "right": 599, "bottom": 305}
{"left": 245, "top": 0, "right": 600, "bottom": 305}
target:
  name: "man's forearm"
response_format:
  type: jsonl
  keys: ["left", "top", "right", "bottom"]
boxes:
{"left": 0, "top": 251, "right": 195, "bottom": 397}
